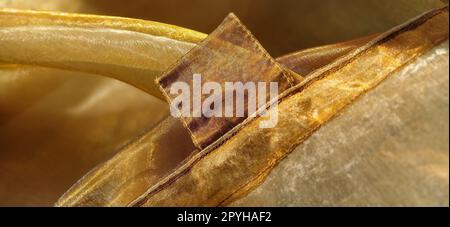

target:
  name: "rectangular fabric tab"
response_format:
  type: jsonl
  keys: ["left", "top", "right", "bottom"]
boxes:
{"left": 157, "top": 13, "right": 300, "bottom": 149}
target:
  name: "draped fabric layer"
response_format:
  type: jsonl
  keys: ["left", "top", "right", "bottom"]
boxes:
{"left": 130, "top": 7, "right": 449, "bottom": 206}
{"left": 0, "top": 1, "right": 448, "bottom": 207}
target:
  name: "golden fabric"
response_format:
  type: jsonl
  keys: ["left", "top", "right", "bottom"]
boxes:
{"left": 0, "top": 8, "right": 205, "bottom": 100}
{"left": 233, "top": 40, "right": 449, "bottom": 206}
{"left": 0, "top": 1, "right": 448, "bottom": 207}
{"left": 130, "top": 7, "right": 449, "bottom": 206}
{"left": 54, "top": 40, "right": 375, "bottom": 206}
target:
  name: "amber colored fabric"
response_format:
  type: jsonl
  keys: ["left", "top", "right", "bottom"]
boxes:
{"left": 1, "top": 2, "right": 447, "bottom": 207}
{"left": 55, "top": 7, "right": 449, "bottom": 207}
{"left": 130, "top": 7, "right": 448, "bottom": 206}
{"left": 54, "top": 38, "right": 369, "bottom": 206}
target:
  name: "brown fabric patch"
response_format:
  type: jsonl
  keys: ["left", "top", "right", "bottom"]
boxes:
{"left": 157, "top": 13, "right": 300, "bottom": 149}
